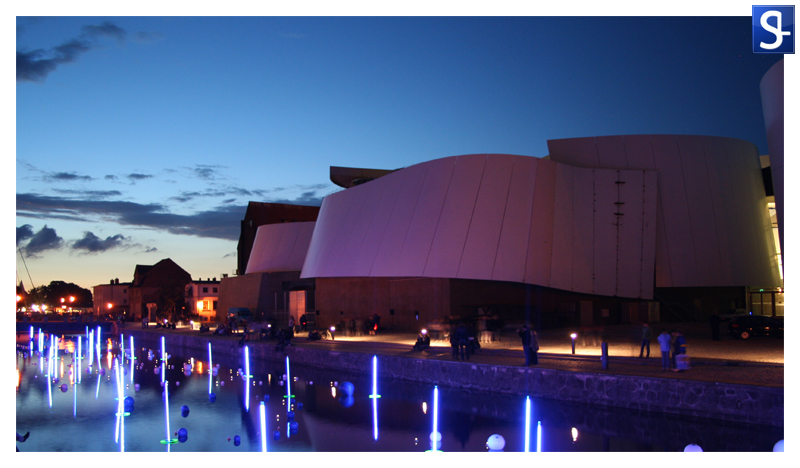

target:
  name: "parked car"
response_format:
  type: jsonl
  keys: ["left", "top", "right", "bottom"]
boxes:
{"left": 727, "top": 315, "right": 783, "bottom": 339}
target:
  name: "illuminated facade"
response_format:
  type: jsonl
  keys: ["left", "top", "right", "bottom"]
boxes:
{"left": 185, "top": 278, "right": 221, "bottom": 322}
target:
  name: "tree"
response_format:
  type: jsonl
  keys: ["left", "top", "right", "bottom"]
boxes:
{"left": 157, "top": 281, "right": 187, "bottom": 322}
{"left": 29, "top": 281, "right": 93, "bottom": 311}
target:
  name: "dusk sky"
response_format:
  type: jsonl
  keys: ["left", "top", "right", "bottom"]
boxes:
{"left": 13, "top": 5, "right": 792, "bottom": 293}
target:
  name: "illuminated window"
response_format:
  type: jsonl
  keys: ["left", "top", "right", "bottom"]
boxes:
{"left": 289, "top": 291, "right": 306, "bottom": 316}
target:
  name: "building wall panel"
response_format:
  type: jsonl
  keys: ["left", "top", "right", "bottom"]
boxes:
{"left": 524, "top": 159, "right": 557, "bottom": 287}
{"left": 423, "top": 155, "right": 487, "bottom": 278}
{"left": 492, "top": 156, "right": 537, "bottom": 282}
{"left": 458, "top": 154, "right": 515, "bottom": 280}
{"left": 592, "top": 169, "right": 619, "bottom": 296}
{"left": 596, "top": 135, "right": 630, "bottom": 169}
{"left": 369, "top": 163, "right": 427, "bottom": 277}
{"left": 570, "top": 167, "right": 595, "bottom": 295}
{"left": 396, "top": 157, "right": 455, "bottom": 276}
{"left": 616, "top": 170, "right": 646, "bottom": 298}
{"left": 549, "top": 163, "right": 574, "bottom": 292}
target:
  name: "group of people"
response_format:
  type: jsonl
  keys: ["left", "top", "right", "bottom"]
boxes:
{"left": 449, "top": 322, "right": 480, "bottom": 360}
{"left": 640, "top": 324, "right": 688, "bottom": 372}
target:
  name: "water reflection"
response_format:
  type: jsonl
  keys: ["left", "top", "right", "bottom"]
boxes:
{"left": 15, "top": 337, "right": 784, "bottom": 452}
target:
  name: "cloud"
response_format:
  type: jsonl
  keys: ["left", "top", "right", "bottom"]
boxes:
{"left": 143, "top": 246, "right": 158, "bottom": 253}
{"left": 17, "top": 193, "right": 244, "bottom": 240}
{"left": 81, "top": 21, "right": 126, "bottom": 42}
{"left": 22, "top": 225, "right": 64, "bottom": 256}
{"left": 223, "top": 252, "right": 236, "bottom": 258}
{"left": 127, "top": 173, "right": 153, "bottom": 182}
{"left": 105, "top": 175, "right": 117, "bottom": 181}
{"left": 53, "top": 189, "right": 123, "bottom": 198}
{"left": 191, "top": 164, "right": 226, "bottom": 181}
{"left": 17, "top": 224, "right": 34, "bottom": 246}
{"left": 71, "top": 231, "right": 129, "bottom": 253}
{"left": 17, "top": 39, "right": 91, "bottom": 82}
{"left": 17, "top": 21, "right": 153, "bottom": 83}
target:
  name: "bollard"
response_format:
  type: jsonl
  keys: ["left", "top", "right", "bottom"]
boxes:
{"left": 601, "top": 342, "right": 609, "bottom": 370}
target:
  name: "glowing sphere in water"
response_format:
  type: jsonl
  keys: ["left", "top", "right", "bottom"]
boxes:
{"left": 181, "top": 405, "right": 190, "bottom": 416}
{"left": 209, "top": 393, "right": 217, "bottom": 402}
{"left": 233, "top": 435, "right": 241, "bottom": 446}
{"left": 289, "top": 421, "right": 299, "bottom": 434}
{"left": 287, "top": 411, "right": 295, "bottom": 421}
{"left": 134, "top": 383, "right": 140, "bottom": 392}
{"left": 60, "top": 384, "right": 68, "bottom": 392}
{"left": 486, "top": 434, "right": 505, "bottom": 451}
{"left": 340, "top": 381, "right": 355, "bottom": 396}
{"left": 773, "top": 440, "right": 784, "bottom": 452}
{"left": 340, "top": 395, "right": 354, "bottom": 408}
{"left": 273, "top": 430, "right": 280, "bottom": 440}
{"left": 684, "top": 444, "right": 703, "bottom": 452}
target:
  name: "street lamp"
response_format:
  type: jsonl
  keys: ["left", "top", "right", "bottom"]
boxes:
{"left": 330, "top": 326, "right": 336, "bottom": 340}
{"left": 570, "top": 333, "right": 577, "bottom": 354}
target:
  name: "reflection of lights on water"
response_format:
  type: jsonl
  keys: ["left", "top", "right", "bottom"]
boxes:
{"left": 524, "top": 396, "right": 531, "bottom": 452}
{"left": 571, "top": 427, "right": 578, "bottom": 442}
{"left": 16, "top": 369, "right": 20, "bottom": 388}
{"left": 331, "top": 386, "right": 337, "bottom": 398}
{"left": 422, "top": 402, "right": 427, "bottom": 414}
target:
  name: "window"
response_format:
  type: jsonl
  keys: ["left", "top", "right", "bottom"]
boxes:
{"left": 203, "top": 287, "right": 208, "bottom": 293}
{"left": 213, "top": 287, "right": 218, "bottom": 293}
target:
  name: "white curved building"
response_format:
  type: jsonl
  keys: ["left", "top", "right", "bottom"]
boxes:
{"left": 228, "top": 134, "right": 781, "bottom": 330}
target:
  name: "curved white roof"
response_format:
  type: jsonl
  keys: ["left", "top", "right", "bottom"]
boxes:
{"left": 245, "top": 221, "right": 316, "bottom": 274}
{"left": 301, "top": 153, "right": 659, "bottom": 299}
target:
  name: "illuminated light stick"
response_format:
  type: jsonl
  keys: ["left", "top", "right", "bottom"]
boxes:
{"left": 524, "top": 396, "right": 531, "bottom": 452}
{"left": 95, "top": 368, "right": 101, "bottom": 400}
{"left": 430, "top": 385, "right": 440, "bottom": 452}
{"left": 208, "top": 342, "right": 213, "bottom": 395}
{"left": 120, "top": 334, "right": 125, "bottom": 359}
{"left": 259, "top": 401, "right": 268, "bottom": 452}
{"left": 88, "top": 330, "right": 94, "bottom": 365}
{"left": 536, "top": 420, "right": 542, "bottom": 452}
{"left": 130, "top": 336, "right": 134, "bottom": 359}
{"left": 160, "top": 380, "right": 178, "bottom": 448}
{"left": 368, "top": 355, "right": 381, "bottom": 441}
{"left": 77, "top": 337, "right": 82, "bottom": 383}
{"left": 245, "top": 345, "right": 251, "bottom": 378}
{"left": 73, "top": 373, "right": 77, "bottom": 418}
{"left": 38, "top": 328, "right": 43, "bottom": 354}
{"left": 284, "top": 356, "right": 294, "bottom": 398}
{"left": 246, "top": 375, "right": 250, "bottom": 412}
{"left": 86, "top": 325, "right": 89, "bottom": 343}
{"left": 161, "top": 336, "right": 166, "bottom": 384}
{"left": 30, "top": 325, "right": 33, "bottom": 342}
{"left": 47, "top": 364, "right": 53, "bottom": 408}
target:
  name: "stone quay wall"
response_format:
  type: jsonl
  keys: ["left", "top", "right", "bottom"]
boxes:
{"left": 126, "top": 330, "right": 783, "bottom": 428}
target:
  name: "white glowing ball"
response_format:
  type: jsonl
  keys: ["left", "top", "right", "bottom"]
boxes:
{"left": 429, "top": 431, "right": 441, "bottom": 442}
{"left": 486, "top": 434, "right": 505, "bottom": 451}
{"left": 684, "top": 444, "right": 703, "bottom": 452}
{"left": 282, "top": 374, "right": 287, "bottom": 381}
{"left": 184, "top": 370, "right": 192, "bottom": 377}
{"left": 773, "top": 440, "right": 784, "bottom": 452}
{"left": 309, "top": 381, "right": 313, "bottom": 385}
{"left": 154, "top": 368, "right": 160, "bottom": 374}
{"left": 334, "top": 381, "right": 338, "bottom": 387}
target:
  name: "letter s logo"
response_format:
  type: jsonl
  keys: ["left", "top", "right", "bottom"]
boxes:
{"left": 760, "top": 11, "right": 791, "bottom": 49}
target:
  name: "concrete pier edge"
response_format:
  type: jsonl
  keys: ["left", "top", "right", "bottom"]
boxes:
{"left": 126, "top": 329, "right": 783, "bottom": 428}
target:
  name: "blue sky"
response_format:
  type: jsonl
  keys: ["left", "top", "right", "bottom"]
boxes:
{"left": 13, "top": 5, "right": 791, "bottom": 292}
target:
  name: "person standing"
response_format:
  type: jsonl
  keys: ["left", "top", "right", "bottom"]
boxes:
{"left": 530, "top": 329, "right": 539, "bottom": 365}
{"left": 639, "top": 323, "right": 652, "bottom": 358}
{"left": 518, "top": 324, "right": 533, "bottom": 365}
{"left": 673, "top": 330, "right": 687, "bottom": 371}
{"left": 710, "top": 311, "right": 721, "bottom": 341}
{"left": 456, "top": 322, "right": 469, "bottom": 360}
{"left": 657, "top": 330, "right": 672, "bottom": 370}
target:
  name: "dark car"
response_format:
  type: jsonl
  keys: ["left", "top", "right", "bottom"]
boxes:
{"left": 727, "top": 315, "right": 783, "bottom": 340}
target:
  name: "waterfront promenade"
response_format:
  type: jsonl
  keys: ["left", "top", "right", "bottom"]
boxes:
{"left": 119, "top": 320, "right": 784, "bottom": 388}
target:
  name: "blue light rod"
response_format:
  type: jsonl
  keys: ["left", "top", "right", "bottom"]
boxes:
{"left": 245, "top": 345, "right": 250, "bottom": 378}
{"left": 164, "top": 380, "right": 171, "bottom": 450}
{"left": 38, "top": 328, "right": 43, "bottom": 354}
{"left": 73, "top": 370, "right": 77, "bottom": 418}
{"left": 537, "top": 420, "right": 542, "bottom": 452}
{"left": 120, "top": 334, "right": 125, "bottom": 358}
{"left": 29, "top": 325, "right": 33, "bottom": 342}
{"left": 88, "top": 331, "right": 93, "bottom": 365}
{"left": 47, "top": 362, "right": 52, "bottom": 408}
{"left": 259, "top": 401, "right": 268, "bottom": 452}
{"left": 286, "top": 355, "right": 292, "bottom": 439}
{"left": 161, "top": 336, "right": 166, "bottom": 384}
{"left": 524, "top": 396, "right": 531, "bottom": 452}
{"left": 369, "top": 355, "right": 380, "bottom": 441}
{"left": 115, "top": 359, "right": 121, "bottom": 443}
{"left": 208, "top": 342, "right": 213, "bottom": 395}
{"left": 129, "top": 336, "right": 134, "bottom": 383}
{"left": 432, "top": 385, "right": 439, "bottom": 452}
{"left": 95, "top": 365, "right": 101, "bottom": 399}
{"left": 77, "top": 337, "right": 82, "bottom": 384}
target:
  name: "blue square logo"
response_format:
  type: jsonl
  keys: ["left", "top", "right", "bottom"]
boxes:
{"left": 753, "top": 5, "right": 794, "bottom": 53}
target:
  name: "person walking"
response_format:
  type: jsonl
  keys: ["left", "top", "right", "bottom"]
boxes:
{"left": 518, "top": 324, "right": 533, "bottom": 365}
{"left": 657, "top": 330, "right": 672, "bottom": 370}
{"left": 639, "top": 323, "right": 652, "bottom": 358}
{"left": 710, "top": 311, "right": 721, "bottom": 341}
